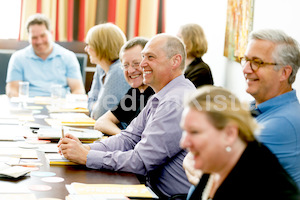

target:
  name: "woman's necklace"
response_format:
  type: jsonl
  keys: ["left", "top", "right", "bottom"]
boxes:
{"left": 201, "top": 174, "right": 215, "bottom": 200}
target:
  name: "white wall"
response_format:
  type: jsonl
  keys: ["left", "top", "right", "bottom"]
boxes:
{"left": 165, "top": 0, "right": 300, "bottom": 102}
{"left": 165, "top": 0, "right": 228, "bottom": 87}
{"left": 253, "top": 0, "right": 300, "bottom": 100}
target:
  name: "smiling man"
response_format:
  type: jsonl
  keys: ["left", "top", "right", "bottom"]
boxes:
{"left": 94, "top": 37, "right": 154, "bottom": 135}
{"left": 6, "top": 13, "right": 85, "bottom": 97}
{"left": 58, "top": 34, "right": 195, "bottom": 199}
{"left": 241, "top": 29, "right": 300, "bottom": 188}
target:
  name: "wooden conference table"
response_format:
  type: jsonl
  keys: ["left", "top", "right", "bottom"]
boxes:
{"left": 3, "top": 153, "right": 140, "bottom": 199}
{"left": 0, "top": 95, "right": 143, "bottom": 199}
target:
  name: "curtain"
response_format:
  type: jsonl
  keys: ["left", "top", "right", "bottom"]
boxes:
{"left": 19, "top": 0, "right": 165, "bottom": 41}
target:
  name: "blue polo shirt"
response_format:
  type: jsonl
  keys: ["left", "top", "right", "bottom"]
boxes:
{"left": 253, "top": 90, "right": 300, "bottom": 188}
{"left": 6, "top": 43, "right": 82, "bottom": 97}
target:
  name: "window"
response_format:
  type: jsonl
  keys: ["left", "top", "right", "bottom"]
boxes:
{"left": 0, "top": 0, "right": 21, "bottom": 39}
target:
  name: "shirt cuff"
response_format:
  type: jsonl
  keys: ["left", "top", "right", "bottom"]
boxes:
{"left": 86, "top": 150, "right": 104, "bottom": 169}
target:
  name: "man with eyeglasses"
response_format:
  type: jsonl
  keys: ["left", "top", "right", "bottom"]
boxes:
{"left": 94, "top": 37, "right": 154, "bottom": 135}
{"left": 241, "top": 29, "right": 300, "bottom": 188}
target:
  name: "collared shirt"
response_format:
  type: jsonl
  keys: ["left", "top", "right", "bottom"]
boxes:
{"left": 254, "top": 90, "right": 300, "bottom": 188}
{"left": 87, "top": 60, "right": 130, "bottom": 119}
{"left": 111, "top": 86, "right": 155, "bottom": 128}
{"left": 6, "top": 43, "right": 82, "bottom": 97}
{"left": 87, "top": 75, "right": 195, "bottom": 197}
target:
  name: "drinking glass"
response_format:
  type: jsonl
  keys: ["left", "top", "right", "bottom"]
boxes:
{"left": 19, "top": 81, "right": 29, "bottom": 108}
{"left": 51, "top": 84, "right": 64, "bottom": 108}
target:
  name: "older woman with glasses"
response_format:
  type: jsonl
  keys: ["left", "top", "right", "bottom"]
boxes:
{"left": 94, "top": 37, "right": 154, "bottom": 135}
{"left": 180, "top": 85, "right": 300, "bottom": 200}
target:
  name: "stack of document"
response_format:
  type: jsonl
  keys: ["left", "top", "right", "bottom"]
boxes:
{"left": 47, "top": 94, "right": 88, "bottom": 113}
{"left": 0, "top": 182, "right": 36, "bottom": 199}
{"left": 47, "top": 106, "right": 89, "bottom": 114}
{"left": 44, "top": 153, "right": 78, "bottom": 165}
{"left": 66, "top": 182, "right": 159, "bottom": 199}
{"left": 0, "top": 163, "right": 32, "bottom": 178}
{"left": 0, "top": 125, "right": 32, "bottom": 141}
{"left": 66, "top": 194, "right": 129, "bottom": 200}
{"left": 0, "top": 109, "right": 34, "bottom": 125}
{"left": 37, "top": 127, "right": 103, "bottom": 142}
{"left": 45, "top": 113, "right": 96, "bottom": 126}
{"left": 0, "top": 194, "right": 36, "bottom": 200}
{"left": 0, "top": 148, "right": 38, "bottom": 158}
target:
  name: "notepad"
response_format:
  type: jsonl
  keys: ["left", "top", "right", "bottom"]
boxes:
{"left": 47, "top": 106, "right": 89, "bottom": 114}
{"left": 66, "top": 182, "right": 158, "bottom": 199}
{"left": 0, "top": 125, "right": 31, "bottom": 141}
{"left": 37, "top": 127, "right": 103, "bottom": 142}
{"left": 46, "top": 113, "right": 96, "bottom": 126}
{"left": 0, "top": 148, "right": 38, "bottom": 158}
{"left": 66, "top": 194, "right": 129, "bottom": 200}
{"left": 0, "top": 194, "right": 37, "bottom": 200}
{"left": 0, "top": 163, "right": 32, "bottom": 178}
{"left": 45, "top": 153, "right": 78, "bottom": 165}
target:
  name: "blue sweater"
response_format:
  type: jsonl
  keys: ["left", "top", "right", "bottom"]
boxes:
{"left": 87, "top": 60, "right": 130, "bottom": 120}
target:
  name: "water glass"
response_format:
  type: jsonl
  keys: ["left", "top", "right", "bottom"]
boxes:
{"left": 19, "top": 81, "right": 29, "bottom": 107}
{"left": 51, "top": 84, "right": 64, "bottom": 108}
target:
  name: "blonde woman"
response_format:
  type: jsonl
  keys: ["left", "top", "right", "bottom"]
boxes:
{"left": 181, "top": 86, "right": 299, "bottom": 200}
{"left": 177, "top": 23, "right": 213, "bottom": 88}
{"left": 86, "top": 23, "right": 130, "bottom": 120}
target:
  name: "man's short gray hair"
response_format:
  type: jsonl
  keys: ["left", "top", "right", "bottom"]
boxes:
{"left": 26, "top": 13, "right": 51, "bottom": 33}
{"left": 249, "top": 29, "right": 300, "bottom": 84}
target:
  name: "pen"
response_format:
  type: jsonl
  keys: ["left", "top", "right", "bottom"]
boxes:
{"left": 61, "top": 126, "right": 64, "bottom": 138}
{"left": 8, "top": 163, "right": 43, "bottom": 167}
{"left": 69, "top": 128, "right": 84, "bottom": 132}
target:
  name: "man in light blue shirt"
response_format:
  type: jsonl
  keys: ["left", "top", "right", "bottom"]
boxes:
{"left": 241, "top": 29, "right": 300, "bottom": 188}
{"left": 183, "top": 29, "right": 300, "bottom": 200}
{"left": 58, "top": 34, "right": 195, "bottom": 198}
{"left": 6, "top": 13, "right": 85, "bottom": 97}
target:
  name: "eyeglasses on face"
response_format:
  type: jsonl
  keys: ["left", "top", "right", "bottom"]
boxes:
{"left": 239, "top": 57, "right": 280, "bottom": 71}
{"left": 122, "top": 62, "right": 141, "bottom": 71}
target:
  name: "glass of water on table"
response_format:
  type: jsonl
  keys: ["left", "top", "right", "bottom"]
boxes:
{"left": 19, "top": 81, "right": 29, "bottom": 108}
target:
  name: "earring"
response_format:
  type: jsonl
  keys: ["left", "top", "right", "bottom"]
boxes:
{"left": 225, "top": 146, "right": 232, "bottom": 152}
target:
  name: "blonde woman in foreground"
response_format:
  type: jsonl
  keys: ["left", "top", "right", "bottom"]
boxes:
{"left": 180, "top": 85, "right": 300, "bottom": 200}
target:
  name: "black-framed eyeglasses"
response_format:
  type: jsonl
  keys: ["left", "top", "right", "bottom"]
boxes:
{"left": 122, "top": 62, "right": 141, "bottom": 71}
{"left": 239, "top": 57, "right": 280, "bottom": 71}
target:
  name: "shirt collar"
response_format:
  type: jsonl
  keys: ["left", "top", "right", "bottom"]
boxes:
{"left": 150, "top": 75, "right": 185, "bottom": 102}
{"left": 252, "top": 90, "right": 298, "bottom": 115}
{"left": 27, "top": 42, "right": 57, "bottom": 60}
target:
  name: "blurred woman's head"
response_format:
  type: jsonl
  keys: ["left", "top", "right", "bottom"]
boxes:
{"left": 180, "top": 86, "right": 258, "bottom": 172}
{"left": 177, "top": 23, "right": 208, "bottom": 58}
{"left": 85, "top": 23, "right": 126, "bottom": 64}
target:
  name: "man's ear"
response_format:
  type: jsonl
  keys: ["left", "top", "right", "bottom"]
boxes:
{"left": 171, "top": 54, "right": 182, "bottom": 70}
{"left": 279, "top": 65, "right": 293, "bottom": 82}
